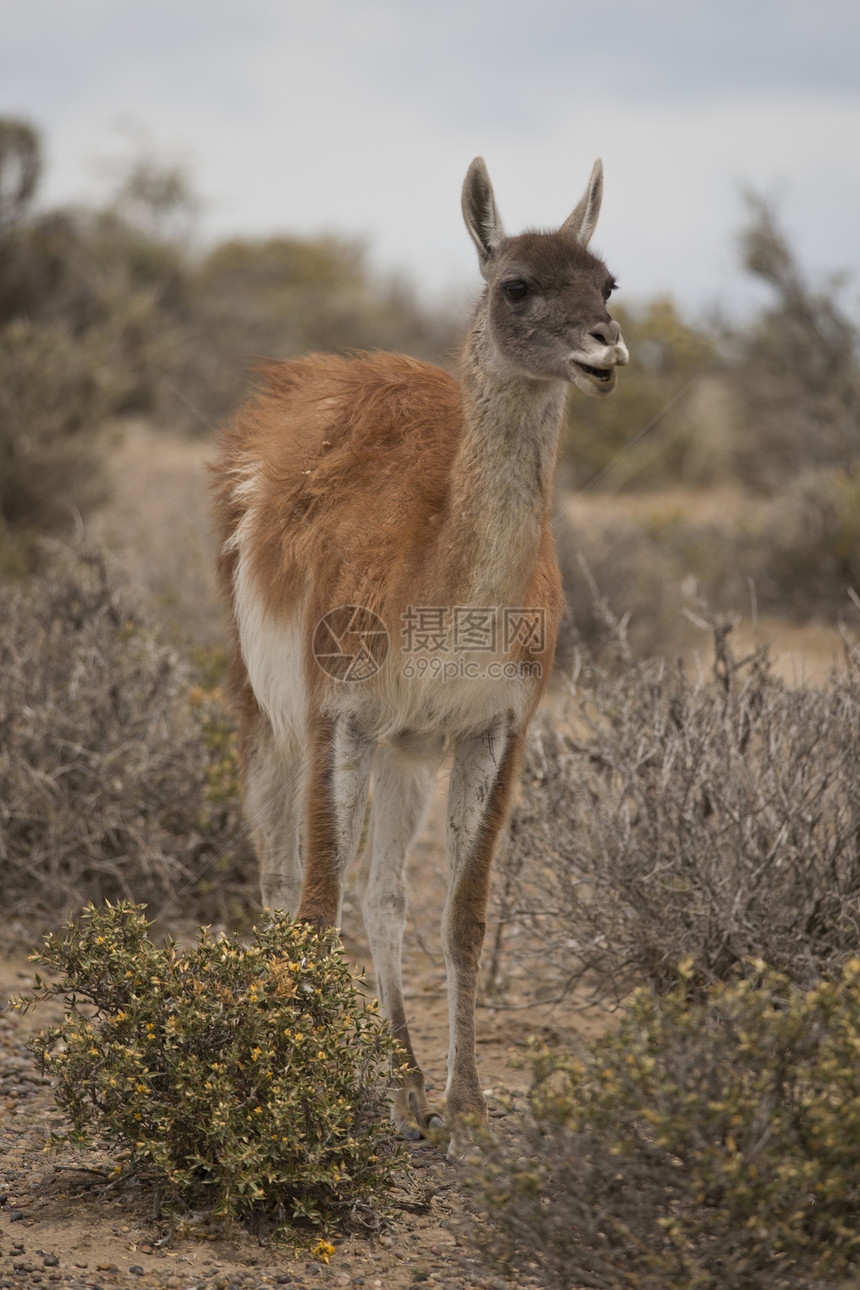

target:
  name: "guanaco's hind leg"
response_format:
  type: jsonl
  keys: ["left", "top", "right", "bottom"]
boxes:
{"left": 243, "top": 709, "right": 304, "bottom": 916}
{"left": 296, "top": 714, "right": 376, "bottom": 932}
{"left": 443, "top": 720, "right": 521, "bottom": 1161}
{"left": 355, "top": 733, "right": 444, "bottom": 1140}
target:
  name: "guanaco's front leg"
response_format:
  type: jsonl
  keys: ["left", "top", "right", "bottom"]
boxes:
{"left": 443, "top": 719, "right": 522, "bottom": 1160}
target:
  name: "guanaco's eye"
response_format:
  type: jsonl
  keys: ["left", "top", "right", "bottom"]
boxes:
{"left": 502, "top": 280, "right": 528, "bottom": 302}
{"left": 603, "top": 279, "right": 618, "bottom": 302}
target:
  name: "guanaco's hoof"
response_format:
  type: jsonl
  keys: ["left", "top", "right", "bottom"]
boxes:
{"left": 446, "top": 1132, "right": 483, "bottom": 1166}
{"left": 396, "top": 1092, "right": 446, "bottom": 1144}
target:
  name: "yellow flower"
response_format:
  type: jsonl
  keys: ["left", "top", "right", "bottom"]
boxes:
{"left": 312, "top": 1238, "right": 335, "bottom": 1264}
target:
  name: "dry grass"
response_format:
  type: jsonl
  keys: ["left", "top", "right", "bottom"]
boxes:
{"left": 0, "top": 542, "right": 254, "bottom": 948}
{"left": 496, "top": 612, "right": 860, "bottom": 1004}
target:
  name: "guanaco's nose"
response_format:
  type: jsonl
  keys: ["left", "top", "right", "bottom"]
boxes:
{"left": 589, "top": 319, "right": 622, "bottom": 347}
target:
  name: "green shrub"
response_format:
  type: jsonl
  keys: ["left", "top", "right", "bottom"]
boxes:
{"left": 21, "top": 902, "right": 407, "bottom": 1236}
{"left": 468, "top": 961, "right": 860, "bottom": 1289}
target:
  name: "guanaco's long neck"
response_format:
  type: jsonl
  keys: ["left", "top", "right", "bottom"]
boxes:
{"left": 446, "top": 310, "right": 567, "bottom": 604}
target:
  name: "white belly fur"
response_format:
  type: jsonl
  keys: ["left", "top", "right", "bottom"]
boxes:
{"left": 234, "top": 568, "right": 534, "bottom": 746}
{"left": 232, "top": 550, "right": 308, "bottom": 746}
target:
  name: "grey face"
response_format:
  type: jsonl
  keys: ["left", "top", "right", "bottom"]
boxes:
{"left": 461, "top": 157, "right": 629, "bottom": 398}
{"left": 485, "top": 230, "right": 627, "bottom": 396}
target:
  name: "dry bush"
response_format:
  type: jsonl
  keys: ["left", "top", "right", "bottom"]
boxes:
{"left": 0, "top": 203, "right": 192, "bottom": 422}
{"left": 556, "top": 518, "right": 710, "bottom": 662}
{"left": 0, "top": 319, "right": 114, "bottom": 547}
{"left": 553, "top": 487, "right": 860, "bottom": 664}
{"left": 496, "top": 618, "right": 860, "bottom": 1004}
{"left": 468, "top": 962, "right": 860, "bottom": 1289}
{"left": 0, "top": 544, "right": 254, "bottom": 946}
{"left": 553, "top": 509, "right": 754, "bottom": 666}
{"left": 553, "top": 516, "right": 682, "bottom": 663}
{"left": 748, "top": 466, "right": 860, "bottom": 619}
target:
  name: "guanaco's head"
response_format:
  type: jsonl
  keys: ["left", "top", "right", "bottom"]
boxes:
{"left": 462, "top": 157, "right": 628, "bottom": 397}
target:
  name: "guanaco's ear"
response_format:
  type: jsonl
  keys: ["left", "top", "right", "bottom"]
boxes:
{"left": 462, "top": 157, "right": 506, "bottom": 279}
{"left": 561, "top": 158, "right": 603, "bottom": 247}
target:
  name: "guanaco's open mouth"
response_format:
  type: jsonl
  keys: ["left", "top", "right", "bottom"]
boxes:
{"left": 575, "top": 361, "right": 614, "bottom": 383}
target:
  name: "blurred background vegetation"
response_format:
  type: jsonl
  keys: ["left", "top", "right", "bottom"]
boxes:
{"left": 0, "top": 116, "right": 454, "bottom": 577}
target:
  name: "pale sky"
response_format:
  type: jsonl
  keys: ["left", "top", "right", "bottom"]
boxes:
{"left": 4, "top": 0, "right": 860, "bottom": 318}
